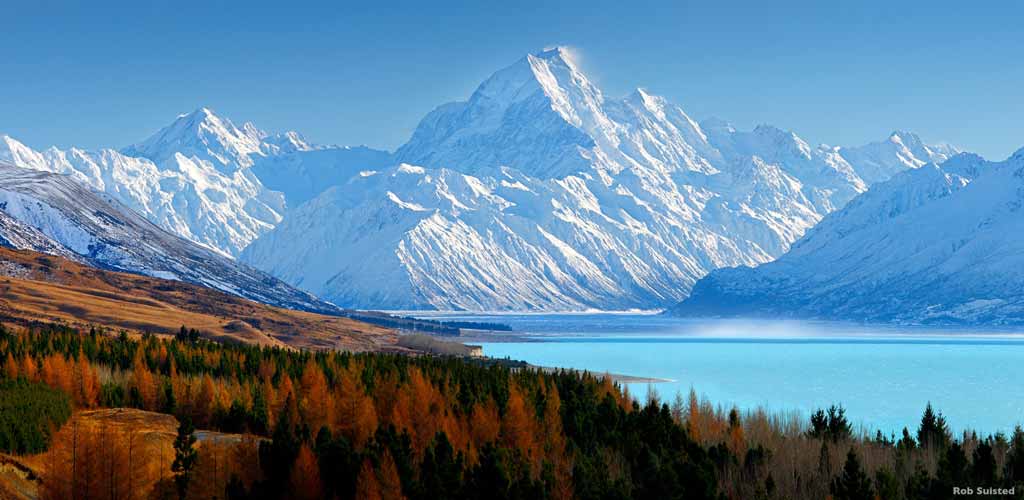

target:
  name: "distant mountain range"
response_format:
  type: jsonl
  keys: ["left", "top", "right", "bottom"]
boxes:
{"left": 1, "top": 109, "right": 389, "bottom": 257}
{"left": 241, "top": 48, "right": 957, "bottom": 310}
{"left": 2, "top": 47, "right": 983, "bottom": 315}
{"left": 672, "top": 148, "right": 1024, "bottom": 324}
{"left": 0, "top": 163, "right": 339, "bottom": 314}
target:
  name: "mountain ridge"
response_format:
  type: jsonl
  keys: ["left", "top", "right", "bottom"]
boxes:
{"left": 1, "top": 109, "right": 391, "bottom": 256}
{"left": 0, "top": 48, "right": 967, "bottom": 312}
{"left": 241, "top": 48, "right": 958, "bottom": 311}
{"left": 671, "top": 150, "right": 1024, "bottom": 324}
{"left": 0, "top": 162, "right": 342, "bottom": 314}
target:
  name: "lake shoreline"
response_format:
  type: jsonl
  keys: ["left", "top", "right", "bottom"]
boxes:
{"left": 530, "top": 364, "right": 675, "bottom": 384}
{"left": 430, "top": 312, "right": 1024, "bottom": 434}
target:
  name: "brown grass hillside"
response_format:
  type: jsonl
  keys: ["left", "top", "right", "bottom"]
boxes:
{"left": 7, "top": 408, "right": 263, "bottom": 500}
{"left": 0, "top": 246, "right": 398, "bottom": 352}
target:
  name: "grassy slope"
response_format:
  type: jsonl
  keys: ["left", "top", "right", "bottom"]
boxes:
{"left": 6, "top": 408, "right": 260, "bottom": 500}
{"left": 0, "top": 247, "right": 399, "bottom": 352}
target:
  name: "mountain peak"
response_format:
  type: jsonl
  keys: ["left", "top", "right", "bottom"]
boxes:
{"left": 262, "top": 130, "right": 316, "bottom": 154}
{"left": 472, "top": 46, "right": 594, "bottom": 107}
{"left": 173, "top": 106, "right": 238, "bottom": 134}
{"left": 177, "top": 106, "right": 215, "bottom": 119}
{"left": 889, "top": 130, "right": 924, "bottom": 146}
{"left": 626, "top": 87, "right": 664, "bottom": 106}
{"left": 531, "top": 46, "right": 578, "bottom": 68}
{"left": 123, "top": 107, "right": 266, "bottom": 171}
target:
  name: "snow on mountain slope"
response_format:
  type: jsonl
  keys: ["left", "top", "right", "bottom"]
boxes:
{"left": 0, "top": 110, "right": 285, "bottom": 255}
{"left": 671, "top": 149, "right": 1024, "bottom": 324}
{"left": 0, "top": 163, "right": 341, "bottom": 314}
{"left": 396, "top": 49, "right": 734, "bottom": 181}
{"left": 122, "top": 107, "right": 269, "bottom": 172}
{"left": 243, "top": 48, "right": 955, "bottom": 311}
{"left": 0, "top": 108, "right": 379, "bottom": 256}
{"left": 836, "top": 131, "right": 960, "bottom": 185}
{"left": 245, "top": 164, "right": 727, "bottom": 310}
{"left": 0, "top": 209, "right": 81, "bottom": 261}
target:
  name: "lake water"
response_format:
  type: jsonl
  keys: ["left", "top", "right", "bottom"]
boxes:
{"left": 408, "top": 312, "right": 1024, "bottom": 435}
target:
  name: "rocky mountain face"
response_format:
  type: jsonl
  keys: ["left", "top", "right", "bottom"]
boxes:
{"left": 0, "top": 109, "right": 390, "bottom": 256}
{"left": 240, "top": 48, "right": 956, "bottom": 310}
{"left": 0, "top": 163, "right": 341, "bottom": 314}
{"left": 671, "top": 149, "right": 1024, "bottom": 324}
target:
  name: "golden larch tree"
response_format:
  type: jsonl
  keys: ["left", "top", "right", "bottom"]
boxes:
{"left": 300, "top": 359, "right": 331, "bottom": 433}
{"left": 288, "top": 443, "right": 323, "bottom": 500}
{"left": 354, "top": 458, "right": 383, "bottom": 500}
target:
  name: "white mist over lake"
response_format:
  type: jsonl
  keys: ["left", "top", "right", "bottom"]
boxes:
{"left": 410, "top": 312, "right": 1024, "bottom": 435}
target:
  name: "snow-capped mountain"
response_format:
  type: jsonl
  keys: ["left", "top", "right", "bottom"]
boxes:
{"left": 241, "top": 48, "right": 956, "bottom": 311}
{"left": 122, "top": 107, "right": 273, "bottom": 173}
{"left": 1, "top": 109, "right": 390, "bottom": 256}
{"left": 0, "top": 163, "right": 341, "bottom": 314}
{"left": 0, "top": 109, "right": 287, "bottom": 256}
{"left": 836, "top": 131, "right": 960, "bottom": 185}
{"left": 671, "top": 148, "right": 1024, "bottom": 324}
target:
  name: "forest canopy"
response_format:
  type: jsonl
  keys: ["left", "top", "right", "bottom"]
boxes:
{"left": 0, "top": 379, "right": 71, "bottom": 454}
{"left": 1, "top": 321, "right": 1023, "bottom": 499}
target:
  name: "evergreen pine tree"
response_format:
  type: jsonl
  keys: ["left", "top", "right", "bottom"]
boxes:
{"left": 874, "top": 467, "right": 901, "bottom": 500}
{"left": 897, "top": 427, "right": 917, "bottom": 454}
{"left": 936, "top": 441, "right": 969, "bottom": 492}
{"left": 970, "top": 438, "right": 997, "bottom": 486}
{"left": 917, "top": 403, "right": 949, "bottom": 450}
{"left": 830, "top": 448, "right": 874, "bottom": 500}
{"left": 160, "top": 381, "right": 176, "bottom": 415}
{"left": 171, "top": 417, "right": 198, "bottom": 500}
{"left": 809, "top": 409, "right": 828, "bottom": 439}
{"left": 1007, "top": 426, "right": 1024, "bottom": 485}
{"left": 827, "top": 405, "right": 852, "bottom": 442}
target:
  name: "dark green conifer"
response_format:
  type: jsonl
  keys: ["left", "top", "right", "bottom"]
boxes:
{"left": 830, "top": 448, "right": 874, "bottom": 500}
{"left": 171, "top": 417, "right": 198, "bottom": 500}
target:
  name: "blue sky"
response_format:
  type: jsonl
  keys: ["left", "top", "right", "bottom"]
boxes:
{"left": 3, "top": 0, "right": 1022, "bottom": 159}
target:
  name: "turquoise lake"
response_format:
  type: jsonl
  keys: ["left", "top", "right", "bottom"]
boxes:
{"left": 409, "top": 312, "right": 1024, "bottom": 435}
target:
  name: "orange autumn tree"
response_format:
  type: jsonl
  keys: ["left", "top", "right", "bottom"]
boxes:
{"left": 354, "top": 458, "right": 383, "bottom": 500}
{"left": 333, "top": 366, "right": 377, "bottom": 447}
{"left": 3, "top": 352, "right": 17, "bottom": 379}
{"left": 2, "top": 320, "right": 736, "bottom": 499}
{"left": 687, "top": 388, "right": 703, "bottom": 443}
{"left": 41, "top": 354, "right": 73, "bottom": 397}
{"left": 75, "top": 355, "right": 99, "bottom": 408}
{"left": 20, "top": 355, "right": 38, "bottom": 382}
{"left": 288, "top": 444, "right": 323, "bottom": 500}
{"left": 539, "top": 380, "right": 573, "bottom": 500}
{"left": 300, "top": 359, "right": 331, "bottom": 433}
{"left": 132, "top": 348, "right": 157, "bottom": 410}
{"left": 501, "top": 380, "right": 541, "bottom": 472}
{"left": 469, "top": 399, "right": 501, "bottom": 449}
{"left": 377, "top": 450, "right": 406, "bottom": 500}
{"left": 195, "top": 374, "right": 217, "bottom": 427}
